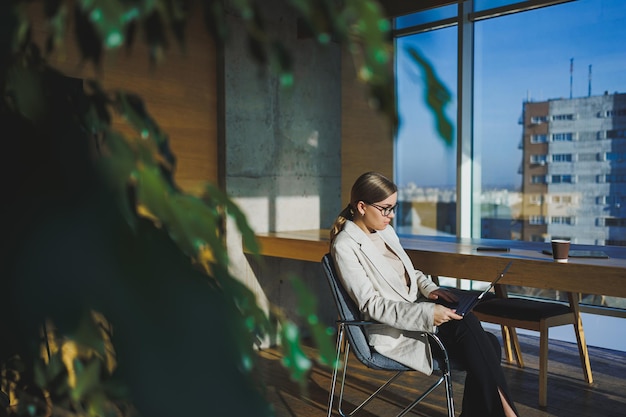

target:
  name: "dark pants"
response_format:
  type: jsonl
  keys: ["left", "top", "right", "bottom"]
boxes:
{"left": 435, "top": 312, "right": 519, "bottom": 417}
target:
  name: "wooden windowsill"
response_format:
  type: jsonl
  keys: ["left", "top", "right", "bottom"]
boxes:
{"left": 246, "top": 229, "right": 330, "bottom": 263}
{"left": 245, "top": 229, "right": 626, "bottom": 298}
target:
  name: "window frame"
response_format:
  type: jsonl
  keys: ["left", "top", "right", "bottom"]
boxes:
{"left": 393, "top": 0, "right": 578, "bottom": 239}
{"left": 392, "top": 0, "right": 626, "bottom": 318}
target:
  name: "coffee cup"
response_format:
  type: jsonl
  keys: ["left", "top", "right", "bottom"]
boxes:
{"left": 551, "top": 239, "right": 570, "bottom": 263}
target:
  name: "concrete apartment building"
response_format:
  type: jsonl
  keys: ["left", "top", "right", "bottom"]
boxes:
{"left": 521, "top": 92, "right": 626, "bottom": 245}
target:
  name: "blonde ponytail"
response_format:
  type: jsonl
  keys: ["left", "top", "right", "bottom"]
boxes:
{"left": 329, "top": 204, "right": 354, "bottom": 245}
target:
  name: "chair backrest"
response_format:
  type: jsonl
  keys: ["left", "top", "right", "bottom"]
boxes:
{"left": 321, "top": 254, "right": 362, "bottom": 323}
{"left": 321, "top": 253, "right": 410, "bottom": 371}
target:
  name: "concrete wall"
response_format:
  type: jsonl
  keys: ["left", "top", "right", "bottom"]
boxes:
{"left": 223, "top": 1, "right": 342, "bottom": 339}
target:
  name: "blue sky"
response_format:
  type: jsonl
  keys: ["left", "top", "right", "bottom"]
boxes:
{"left": 395, "top": 0, "right": 626, "bottom": 189}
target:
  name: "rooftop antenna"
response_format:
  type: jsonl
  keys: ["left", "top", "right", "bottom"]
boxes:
{"left": 587, "top": 64, "right": 591, "bottom": 97}
{"left": 569, "top": 58, "right": 574, "bottom": 99}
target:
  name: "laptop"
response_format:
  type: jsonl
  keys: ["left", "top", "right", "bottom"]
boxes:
{"left": 443, "top": 261, "right": 513, "bottom": 317}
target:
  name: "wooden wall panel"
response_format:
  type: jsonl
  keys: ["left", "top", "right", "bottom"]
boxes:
{"left": 27, "top": 5, "right": 218, "bottom": 194}
{"left": 340, "top": 50, "right": 394, "bottom": 204}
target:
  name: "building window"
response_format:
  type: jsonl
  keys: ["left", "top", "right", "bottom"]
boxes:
{"left": 606, "top": 129, "right": 626, "bottom": 139}
{"left": 552, "top": 132, "right": 574, "bottom": 142}
{"left": 552, "top": 153, "right": 572, "bottom": 162}
{"left": 605, "top": 152, "right": 626, "bottom": 161}
{"left": 551, "top": 175, "right": 573, "bottom": 183}
{"left": 552, "top": 195, "right": 573, "bottom": 204}
{"left": 530, "top": 194, "right": 543, "bottom": 204}
{"left": 530, "top": 116, "right": 548, "bottom": 124}
{"left": 530, "top": 134, "right": 548, "bottom": 143}
{"left": 605, "top": 218, "right": 626, "bottom": 227}
{"left": 530, "top": 154, "right": 547, "bottom": 164}
{"left": 551, "top": 216, "right": 574, "bottom": 225}
{"left": 529, "top": 216, "right": 545, "bottom": 225}
{"left": 531, "top": 175, "right": 546, "bottom": 184}
{"left": 604, "top": 174, "right": 626, "bottom": 183}
{"left": 603, "top": 109, "right": 626, "bottom": 117}
{"left": 552, "top": 113, "right": 576, "bottom": 121}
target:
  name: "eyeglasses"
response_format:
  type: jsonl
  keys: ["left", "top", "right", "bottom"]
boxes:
{"left": 363, "top": 201, "right": 397, "bottom": 217}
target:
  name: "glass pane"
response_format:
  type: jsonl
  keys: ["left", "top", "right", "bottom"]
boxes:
{"left": 395, "top": 4, "right": 457, "bottom": 30}
{"left": 394, "top": 28, "right": 457, "bottom": 236}
{"left": 474, "top": 0, "right": 532, "bottom": 13}
{"left": 474, "top": 0, "right": 626, "bottom": 308}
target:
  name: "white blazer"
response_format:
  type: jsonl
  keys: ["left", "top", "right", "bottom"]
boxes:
{"left": 331, "top": 221, "right": 440, "bottom": 374}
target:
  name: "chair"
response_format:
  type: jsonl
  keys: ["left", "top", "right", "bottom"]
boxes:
{"left": 472, "top": 285, "right": 593, "bottom": 407}
{"left": 321, "top": 253, "right": 456, "bottom": 417}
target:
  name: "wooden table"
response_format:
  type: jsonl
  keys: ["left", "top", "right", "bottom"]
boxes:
{"left": 251, "top": 230, "right": 626, "bottom": 298}
{"left": 398, "top": 235, "right": 626, "bottom": 299}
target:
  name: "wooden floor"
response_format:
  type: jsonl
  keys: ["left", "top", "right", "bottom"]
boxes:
{"left": 257, "top": 330, "right": 626, "bottom": 417}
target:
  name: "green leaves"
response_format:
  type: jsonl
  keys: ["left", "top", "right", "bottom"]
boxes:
{"left": 70, "top": 0, "right": 191, "bottom": 67}
{"left": 5, "top": 63, "right": 47, "bottom": 123}
{"left": 26, "top": 0, "right": 452, "bottom": 144}
{"left": 70, "top": 360, "right": 101, "bottom": 402}
{"left": 341, "top": 0, "right": 396, "bottom": 125}
{"left": 204, "top": 183, "right": 260, "bottom": 256}
{"left": 91, "top": 84, "right": 284, "bottom": 392}
{"left": 97, "top": 129, "right": 138, "bottom": 226}
{"left": 407, "top": 46, "right": 455, "bottom": 145}
{"left": 279, "top": 321, "right": 312, "bottom": 384}
{"left": 1, "top": 1, "right": 458, "bottom": 414}
{"left": 31, "top": 315, "right": 128, "bottom": 417}
{"left": 277, "top": 275, "right": 347, "bottom": 385}
{"left": 290, "top": 277, "right": 337, "bottom": 368}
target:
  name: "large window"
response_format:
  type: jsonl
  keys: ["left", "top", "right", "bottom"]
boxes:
{"left": 394, "top": 1, "right": 626, "bottom": 243}
{"left": 395, "top": 14, "right": 457, "bottom": 236}
{"left": 473, "top": 0, "right": 626, "bottom": 245}
{"left": 394, "top": 0, "right": 626, "bottom": 340}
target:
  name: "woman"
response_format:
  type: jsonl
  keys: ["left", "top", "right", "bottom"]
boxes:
{"left": 330, "top": 171, "right": 519, "bottom": 417}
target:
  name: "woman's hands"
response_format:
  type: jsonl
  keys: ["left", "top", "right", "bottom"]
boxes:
{"left": 429, "top": 288, "right": 462, "bottom": 326}
{"left": 433, "top": 304, "right": 462, "bottom": 326}
{"left": 428, "top": 288, "right": 457, "bottom": 303}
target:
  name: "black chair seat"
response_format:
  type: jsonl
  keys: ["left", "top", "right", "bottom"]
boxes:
{"left": 471, "top": 291, "right": 593, "bottom": 407}
{"left": 357, "top": 346, "right": 411, "bottom": 371}
{"left": 473, "top": 297, "right": 571, "bottom": 321}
